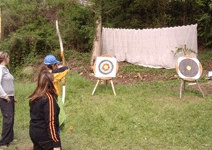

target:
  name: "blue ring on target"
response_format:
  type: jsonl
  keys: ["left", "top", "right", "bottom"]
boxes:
{"left": 98, "top": 60, "right": 114, "bottom": 75}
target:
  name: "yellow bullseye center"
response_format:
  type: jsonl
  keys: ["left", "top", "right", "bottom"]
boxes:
{"left": 103, "top": 64, "right": 109, "bottom": 71}
{"left": 186, "top": 65, "right": 191, "bottom": 71}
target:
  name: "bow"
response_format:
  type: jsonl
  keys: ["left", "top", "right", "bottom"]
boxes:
{"left": 56, "top": 20, "right": 66, "bottom": 104}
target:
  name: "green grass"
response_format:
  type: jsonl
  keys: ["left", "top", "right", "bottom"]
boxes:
{"left": 119, "top": 63, "right": 176, "bottom": 75}
{"left": 2, "top": 72, "right": 212, "bottom": 150}
{"left": 2, "top": 50, "right": 212, "bottom": 150}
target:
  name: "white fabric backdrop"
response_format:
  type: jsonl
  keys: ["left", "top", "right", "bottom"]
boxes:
{"left": 101, "top": 24, "right": 198, "bottom": 69}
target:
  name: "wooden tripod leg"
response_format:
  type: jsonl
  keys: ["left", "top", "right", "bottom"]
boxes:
{"left": 110, "top": 80, "right": 116, "bottom": 96}
{"left": 92, "top": 79, "right": 100, "bottom": 95}
{"left": 180, "top": 79, "right": 185, "bottom": 99}
{"left": 183, "top": 80, "right": 186, "bottom": 90}
{"left": 196, "top": 80, "right": 205, "bottom": 98}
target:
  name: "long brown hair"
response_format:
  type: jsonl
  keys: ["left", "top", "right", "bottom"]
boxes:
{"left": 39, "top": 64, "right": 50, "bottom": 74}
{"left": 29, "top": 71, "right": 57, "bottom": 103}
{"left": 38, "top": 64, "right": 55, "bottom": 75}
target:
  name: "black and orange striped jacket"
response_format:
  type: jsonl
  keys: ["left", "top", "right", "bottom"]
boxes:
{"left": 29, "top": 92, "right": 61, "bottom": 148}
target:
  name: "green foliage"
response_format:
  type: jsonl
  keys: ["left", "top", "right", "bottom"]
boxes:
{"left": 57, "top": 3, "right": 96, "bottom": 52}
{"left": 97, "top": 0, "right": 212, "bottom": 48}
{"left": 1, "top": 0, "right": 212, "bottom": 75}
{"left": 171, "top": 47, "right": 197, "bottom": 56}
{"left": 197, "top": 12, "right": 212, "bottom": 47}
{"left": 98, "top": 0, "right": 196, "bottom": 29}
{"left": 0, "top": 0, "right": 96, "bottom": 73}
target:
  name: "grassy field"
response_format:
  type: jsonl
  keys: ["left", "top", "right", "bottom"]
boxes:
{"left": 2, "top": 72, "right": 212, "bottom": 150}
{"left": 1, "top": 51, "right": 212, "bottom": 150}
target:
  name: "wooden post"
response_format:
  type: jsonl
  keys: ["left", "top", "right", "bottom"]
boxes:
{"left": 92, "top": 79, "right": 100, "bottom": 95}
{"left": 183, "top": 44, "right": 186, "bottom": 56}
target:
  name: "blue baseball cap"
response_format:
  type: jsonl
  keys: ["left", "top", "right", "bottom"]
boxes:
{"left": 44, "top": 55, "right": 60, "bottom": 65}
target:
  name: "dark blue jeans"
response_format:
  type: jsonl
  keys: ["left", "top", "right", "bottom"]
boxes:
{"left": 0, "top": 96, "right": 15, "bottom": 146}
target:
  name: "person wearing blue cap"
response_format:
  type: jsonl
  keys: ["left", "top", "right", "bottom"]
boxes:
{"left": 40, "top": 54, "right": 69, "bottom": 130}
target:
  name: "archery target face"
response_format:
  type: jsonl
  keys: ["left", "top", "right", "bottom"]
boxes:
{"left": 95, "top": 57, "right": 117, "bottom": 78}
{"left": 177, "top": 57, "right": 201, "bottom": 80}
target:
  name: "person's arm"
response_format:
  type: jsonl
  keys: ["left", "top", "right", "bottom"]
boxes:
{"left": 43, "top": 95, "right": 61, "bottom": 148}
{"left": 53, "top": 69, "right": 69, "bottom": 82}
{"left": 52, "top": 66, "right": 69, "bottom": 73}
{"left": 0, "top": 67, "right": 10, "bottom": 102}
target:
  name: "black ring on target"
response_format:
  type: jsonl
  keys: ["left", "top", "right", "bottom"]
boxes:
{"left": 179, "top": 59, "right": 199, "bottom": 77}
{"left": 98, "top": 60, "right": 114, "bottom": 75}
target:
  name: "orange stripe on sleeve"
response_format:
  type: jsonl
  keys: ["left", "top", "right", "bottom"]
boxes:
{"left": 46, "top": 92, "right": 59, "bottom": 142}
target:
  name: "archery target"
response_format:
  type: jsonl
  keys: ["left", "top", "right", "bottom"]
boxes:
{"left": 176, "top": 57, "right": 202, "bottom": 80}
{"left": 95, "top": 57, "right": 117, "bottom": 78}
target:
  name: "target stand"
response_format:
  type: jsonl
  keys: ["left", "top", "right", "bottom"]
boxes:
{"left": 176, "top": 56, "right": 205, "bottom": 99}
{"left": 92, "top": 54, "right": 118, "bottom": 96}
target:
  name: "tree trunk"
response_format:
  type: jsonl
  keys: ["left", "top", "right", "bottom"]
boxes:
{"left": 90, "top": 16, "right": 102, "bottom": 70}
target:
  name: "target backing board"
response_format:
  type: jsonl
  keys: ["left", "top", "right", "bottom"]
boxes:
{"left": 176, "top": 57, "right": 202, "bottom": 80}
{"left": 95, "top": 57, "right": 117, "bottom": 78}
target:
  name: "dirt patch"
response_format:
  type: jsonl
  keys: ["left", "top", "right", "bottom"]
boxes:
{"left": 71, "top": 62, "right": 176, "bottom": 84}
{"left": 25, "top": 51, "right": 212, "bottom": 96}
{"left": 68, "top": 56, "right": 212, "bottom": 96}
